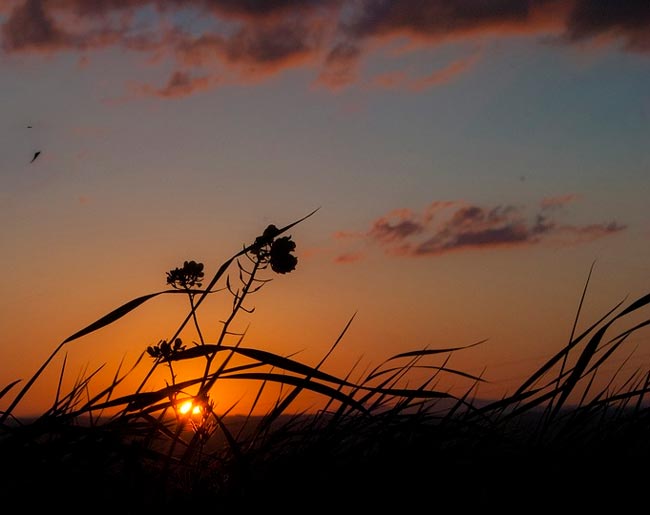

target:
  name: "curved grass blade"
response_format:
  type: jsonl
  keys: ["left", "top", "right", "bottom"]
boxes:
{"left": 552, "top": 298, "right": 650, "bottom": 418}
{"left": 70, "top": 375, "right": 207, "bottom": 414}
{"left": 0, "top": 289, "right": 194, "bottom": 424}
{"left": 169, "top": 344, "right": 355, "bottom": 387}
{"left": 616, "top": 292, "right": 650, "bottom": 318}
{"left": 386, "top": 339, "right": 487, "bottom": 362}
{"left": 218, "top": 371, "right": 370, "bottom": 414}
{"left": 255, "top": 312, "right": 356, "bottom": 431}
{"left": 61, "top": 290, "right": 205, "bottom": 345}
{"left": 0, "top": 379, "right": 21, "bottom": 401}
{"left": 222, "top": 371, "right": 458, "bottom": 403}
{"left": 77, "top": 352, "right": 147, "bottom": 415}
{"left": 513, "top": 296, "right": 627, "bottom": 397}
{"left": 366, "top": 364, "right": 487, "bottom": 384}
{"left": 547, "top": 261, "right": 597, "bottom": 418}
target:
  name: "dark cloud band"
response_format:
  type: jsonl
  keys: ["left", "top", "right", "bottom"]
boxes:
{"left": 2, "top": 0, "right": 648, "bottom": 98}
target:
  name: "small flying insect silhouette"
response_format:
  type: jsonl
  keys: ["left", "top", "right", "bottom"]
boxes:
{"left": 30, "top": 151, "right": 41, "bottom": 163}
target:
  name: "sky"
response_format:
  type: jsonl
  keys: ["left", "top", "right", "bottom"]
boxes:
{"left": 1, "top": 0, "right": 649, "bottom": 417}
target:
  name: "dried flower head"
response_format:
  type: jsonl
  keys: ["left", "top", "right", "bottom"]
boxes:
{"left": 249, "top": 225, "right": 298, "bottom": 274}
{"left": 146, "top": 338, "right": 186, "bottom": 361}
{"left": 269, "top": 236, "right": 298, "bottom": 274}
{"left": 166, "top": 260, "right": 204, "bottom": 289}
{"left": 250, "top": 224, "right": 280, "bottom": 256}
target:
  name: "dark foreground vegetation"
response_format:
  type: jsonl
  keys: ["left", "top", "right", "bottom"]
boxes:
{"left": 1, "top": 210, "right": 649, "bottom": 512}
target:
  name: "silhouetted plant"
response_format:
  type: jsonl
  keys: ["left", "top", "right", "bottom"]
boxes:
{"left": 166, "top": 260, "right": 205, "bottom": 290}
{"left": 1, "top": 208, "right": 649, "bottom": 509}
{"left": 147, "top": 338, "right": 186, "bottom": 362}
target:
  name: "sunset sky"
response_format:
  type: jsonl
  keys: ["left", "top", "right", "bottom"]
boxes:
{"left": 1, "top": 0, "right": 649, "bottom": 417}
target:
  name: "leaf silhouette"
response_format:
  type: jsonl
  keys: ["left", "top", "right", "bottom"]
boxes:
{"left": 62, "top": 291, "right": 168, "bottom": 344}
{"left": 0, "top": 379, "right": 21, "bottom": 401}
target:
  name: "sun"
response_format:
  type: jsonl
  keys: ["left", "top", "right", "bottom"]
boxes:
{"left": 178, "top": 400, "right": 203, "bottom": 416}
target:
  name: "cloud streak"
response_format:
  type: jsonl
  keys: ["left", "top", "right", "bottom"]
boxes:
{"left": 333, "top": 198, "right": 626, "bottom": 261}
{"left": 1, "top": 0, "right": 649, "bottom": 98}
{"left": 134, "top": 69, "right": 216, "bottom": 98}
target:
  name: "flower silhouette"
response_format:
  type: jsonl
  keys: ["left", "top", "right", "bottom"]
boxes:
{"left": 166, "top": 260, "right": 204, "bottom": 289}
{"left": 269, "top": 236, "right": 298, "bottom": 274}
{"left": 249, "top": 225, "right": 298, "bottom": 274}
{"left": 250, "top": 224, "right": 280, "bottom": 256}
{"left": 146, "top": 338, "right": 186, "bottom": 361}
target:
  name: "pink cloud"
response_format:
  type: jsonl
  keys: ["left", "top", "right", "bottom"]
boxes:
{"left": 368, "top": 49, "right": 482, "bottom": 92}
{"left": 334, "top": 251, "right": 365, "bottom": 264}
{"left": 407, "top": 50, "right": 481, "bottom": 91}
{"left": 313, "top": 41, "right": 362, "bottom": 91}
{"left": 2, "top": 1, "right": 649, "bottom": 98}
{"left": 334, "top": 197, "right": 626, "bottom": 260}
{"left": 368, "top": 208, "right": 424, "bottom": 243}
{"left": 135, "top": 69, "right": 217, "bottom": 99}
{"left": 551, "top": 221, "right": 627, "bottom": 245}
{"left": 2, "top": 0, "right": 67, "bottom": 52}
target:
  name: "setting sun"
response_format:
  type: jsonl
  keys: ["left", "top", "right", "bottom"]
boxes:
{"left": 178, "top": 400, "right": 203, "bottom": 417}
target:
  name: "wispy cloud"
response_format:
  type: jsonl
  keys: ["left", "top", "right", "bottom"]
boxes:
{"left": 366, "top": 49, "right": 482, "bottom": 92}
{"left": 313, "top": 40, "right": 362, "bottom": 91}
{"left": 2, "top": 0, "right": 649, "bottom": 98}
{"left": 539, "top": 193, "right": 580, "bottom": 210}
{"left": 333, "top": 197, "right": 626, "bottom": 262}
{"left": 133, "top": 69, "right": 217, "bottom": 99}
{"left": 334, "top": 251, "right": 365, "bottom": 265}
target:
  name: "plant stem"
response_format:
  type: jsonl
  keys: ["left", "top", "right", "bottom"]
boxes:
{"left": 199, "top": 256, "right": 262, "bottom": 393}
